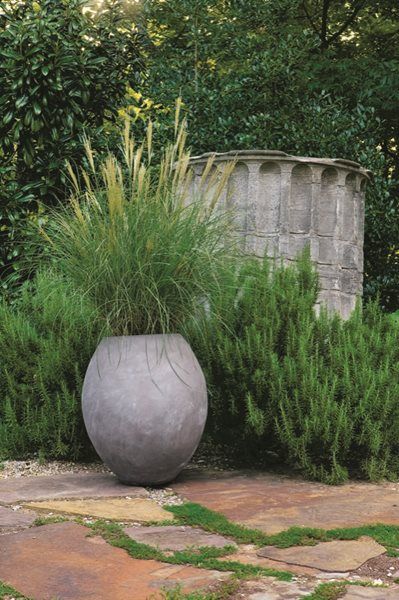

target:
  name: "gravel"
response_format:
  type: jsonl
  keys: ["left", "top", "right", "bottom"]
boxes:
{"left": 146, "top": 487, "right": 183, "bottom": 506}
{"left": 0, "top": 459, "right": 184, "bottom": 508}
{"left": 0, "top": 437, "right": 238, "bottom": 481}
{"left": 0, "top": 459, "right": 109, "bottom": 479}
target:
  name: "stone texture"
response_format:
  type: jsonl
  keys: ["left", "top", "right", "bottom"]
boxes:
{"left": 0, "top": 522, "right": 229, "bottom": 600}
{"left": 0, "top": 505, "right": 37, "bottom": 532}
{"left": 219, "top": 545, "right": 323, "bottom": 578}
{"left": 257, "top": 537, "right": 385, "bottom": 572}
{"left": 342, "top": 585, "right": 399, "bottom": 599}
{"left": 0, "top": 472, "right": 147, "bottom": 504}
{"left": 186, "top": 151, "right": 369, "bottom": 318}
{"left": 171, "top": 470, "right": 399, "bottom": 534}
{"left": 239, "top": 578, "right": 315, "bottom": 600}
{"left": 82, "top": 334, "right": 207, "bottom": 485}
{"left": 124, "top": 525, "right": 235, "bottom": 551}
{"left": 25, "top": 497, "right": 172, "bottom": 522}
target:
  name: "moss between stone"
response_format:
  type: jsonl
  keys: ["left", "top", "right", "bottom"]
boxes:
{"left": 31, "top": 503, "right": 399, "bottom": 598}
{"left": 33, "top": 515, "right": 68, "bottom": 527}
{"left": 0, "top": 581, "right": 30, "bottom": 600}
{"left": 166, "top": 502, "right": 399, "bottom": 556}
{"left": 86, "top": 519, "right": 293, "bottom": 581}
{"left": 304, "top": 581, "right": 388, "bottom": 600}
{"left": 161, "top": 580, "right": 240, "bottom": 599}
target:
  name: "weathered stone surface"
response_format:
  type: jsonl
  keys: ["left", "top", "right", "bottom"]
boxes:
{"left": 0, "top": 522, "right": 229, "bottom": 600}
{"left": 317, "top": 236, "right": 339, "bottom": 264}
{"left": 124, "top": 525, "right": 235, "bottom": 551}
{"left": 257, "top": 537, "right": 385, "bottom": 572}
{"left": 186, "top": 151, "right": 369, "bottom": 318}
{"left": 0, "top": 472, "right": 147, "bottom": 504}
{"left": 25, "top": 497, "right": 171, "bottom": 522}
{"left": 342, "top": 585, "right": 399, "bottom": 599}
{"left": 219, "top": 545, "right": 322, "bottom": 577}
{"left": 0, "top": 505, "right": 36, "bottom": 531}
{"left": 171, "top": 470, "right": 399, "bottom": 534}
{"left": 239, "top": 578, "right": 315, "bottom": 600}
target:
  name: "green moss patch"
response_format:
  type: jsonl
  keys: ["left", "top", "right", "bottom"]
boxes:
{"left": 167, "top": 502, "right": 399, "bottom": 555}
{"left": 88, "top": 520, "right": 292, "bottom": 581}
{"left": 0, "top": 581, "right": 30, "bottom": 600}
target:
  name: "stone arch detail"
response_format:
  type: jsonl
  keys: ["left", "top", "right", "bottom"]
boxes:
{"left": 317, "top": 167, "right": 339, "bottom": 236}
{"left": 343, "top": 173, "right": 356, "bottom": 242}
{"left": 289, "top": 164, "right": 312, "bottom": 233}
{"left": 184, "top": 152, "right": 369, "bottom": 319}
{"left": 257, "top": 162, "right": 281, "bottom": 234}
{"left": 227, "top": 161, "right": 249, "bottom": 233}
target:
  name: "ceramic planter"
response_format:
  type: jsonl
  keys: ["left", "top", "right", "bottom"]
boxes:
{"left": 82, "top": 334, "right": 207, "bottom": 485}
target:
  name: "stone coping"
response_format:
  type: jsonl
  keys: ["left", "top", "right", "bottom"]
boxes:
{"left": 187, "top": 150, "right": 372, "bottom": 179}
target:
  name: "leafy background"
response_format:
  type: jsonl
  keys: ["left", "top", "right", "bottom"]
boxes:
{"left": 0, "top": 0, "right": 398, "bottom": 307}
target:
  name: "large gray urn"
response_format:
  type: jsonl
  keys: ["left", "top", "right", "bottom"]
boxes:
{"left": 82, "top": 334, "right": 207, "bottom": 485}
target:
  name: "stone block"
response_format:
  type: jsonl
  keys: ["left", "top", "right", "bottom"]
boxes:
{"left": 0, "top": 505, "right": 36, "bottom": 531}
{"left": 0, "top": 522, "right": 227, "bottom": 600}
{"left": 315, "top": 210, "right": 337, "bottom": 237}
{"left": 26, "top": 497, "right": 173, "bottom": 523}
{"left": 322, "top": 291, "right": 343, "bottom": 314}
{"left": 248, "top": 235, "right": 279, "bottom": 258}
{"left": 124, "top": 525, "right": 236, "bottom": 551}
{"left": 289, "top": 209, "right": 311, "bottom": 234}
{"left": 257, "top": 537, "right": 385, "bottom": 572}
{"left": 288, "top": 235, "right": 310, "bottom": 259}
{"left": 342, "top": 585, "right": 399, "bottom": 599}
{"left": 341, "top": 244, "right": 359, "bottom": 270}
{"left": 341, "top": 293, "right": 357, "bottom": 320}
{"left": 317, "top": 237, "right": 339, "bottom": 265}
{"left": 341, "top": 269, "right": 361, "bottom": 295}
{"left": 318, "top": 265, "right": 340, "bottom": 291}
{"left": 0, "top": 472, "right": 147, "bottom": 504}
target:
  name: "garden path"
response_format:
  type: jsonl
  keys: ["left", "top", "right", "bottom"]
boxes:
{"left": 1, "top": 468, "right": 399, "bottom": 599}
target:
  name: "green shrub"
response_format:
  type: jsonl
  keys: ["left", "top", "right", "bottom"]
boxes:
{"left": 188, "top": 253, "right": 399, "bottom": 484}
{"left": 0, "top": 0, "right": 144, "bottom": 294}
{"left": 0, "top": 270, "right": 103, "bottom": 459}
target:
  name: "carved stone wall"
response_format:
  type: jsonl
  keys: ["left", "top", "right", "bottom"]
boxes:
{"left": 187, "top": 150, "right": 370, "bottom": 319}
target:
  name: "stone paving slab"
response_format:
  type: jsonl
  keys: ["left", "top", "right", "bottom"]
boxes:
{"left": 171, "top": 470, "right": 399, "bottom": 533}
{"left": 0, "top": 522, "right": 229, "bottom": 600}
{"left": 220, "top": 545, "right": 323, "bottom": 577}
{"left": 25, "top": 497, "right": 172, "bottom": 522}
{"left": 257, "top": 537, "right": 385, "bottom": 572}
{"left": 0, "top": 472, "right": 147, "bottom": 504}
{"left": 239, "top": 578, "right": 315, "bottom": 599}
{"left": 0, "top": 505, "right": 37, "bottom": 532}
{"left": 124, "top": 524, "right": 236, "bottom": 551}
{"left": 342, "top": 585, "right": 399, "bottom": 599}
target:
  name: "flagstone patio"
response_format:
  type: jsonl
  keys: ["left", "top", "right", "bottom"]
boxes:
{"left": 1, "top": 468, "right": 399, "bottom": 599}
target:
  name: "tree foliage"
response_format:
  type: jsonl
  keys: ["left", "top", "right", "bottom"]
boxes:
{"left": 0, "top": 0, "right": 144, "bottom": 293}
{"left": 144, "top": 0, "right": 399, "bottom": 308}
